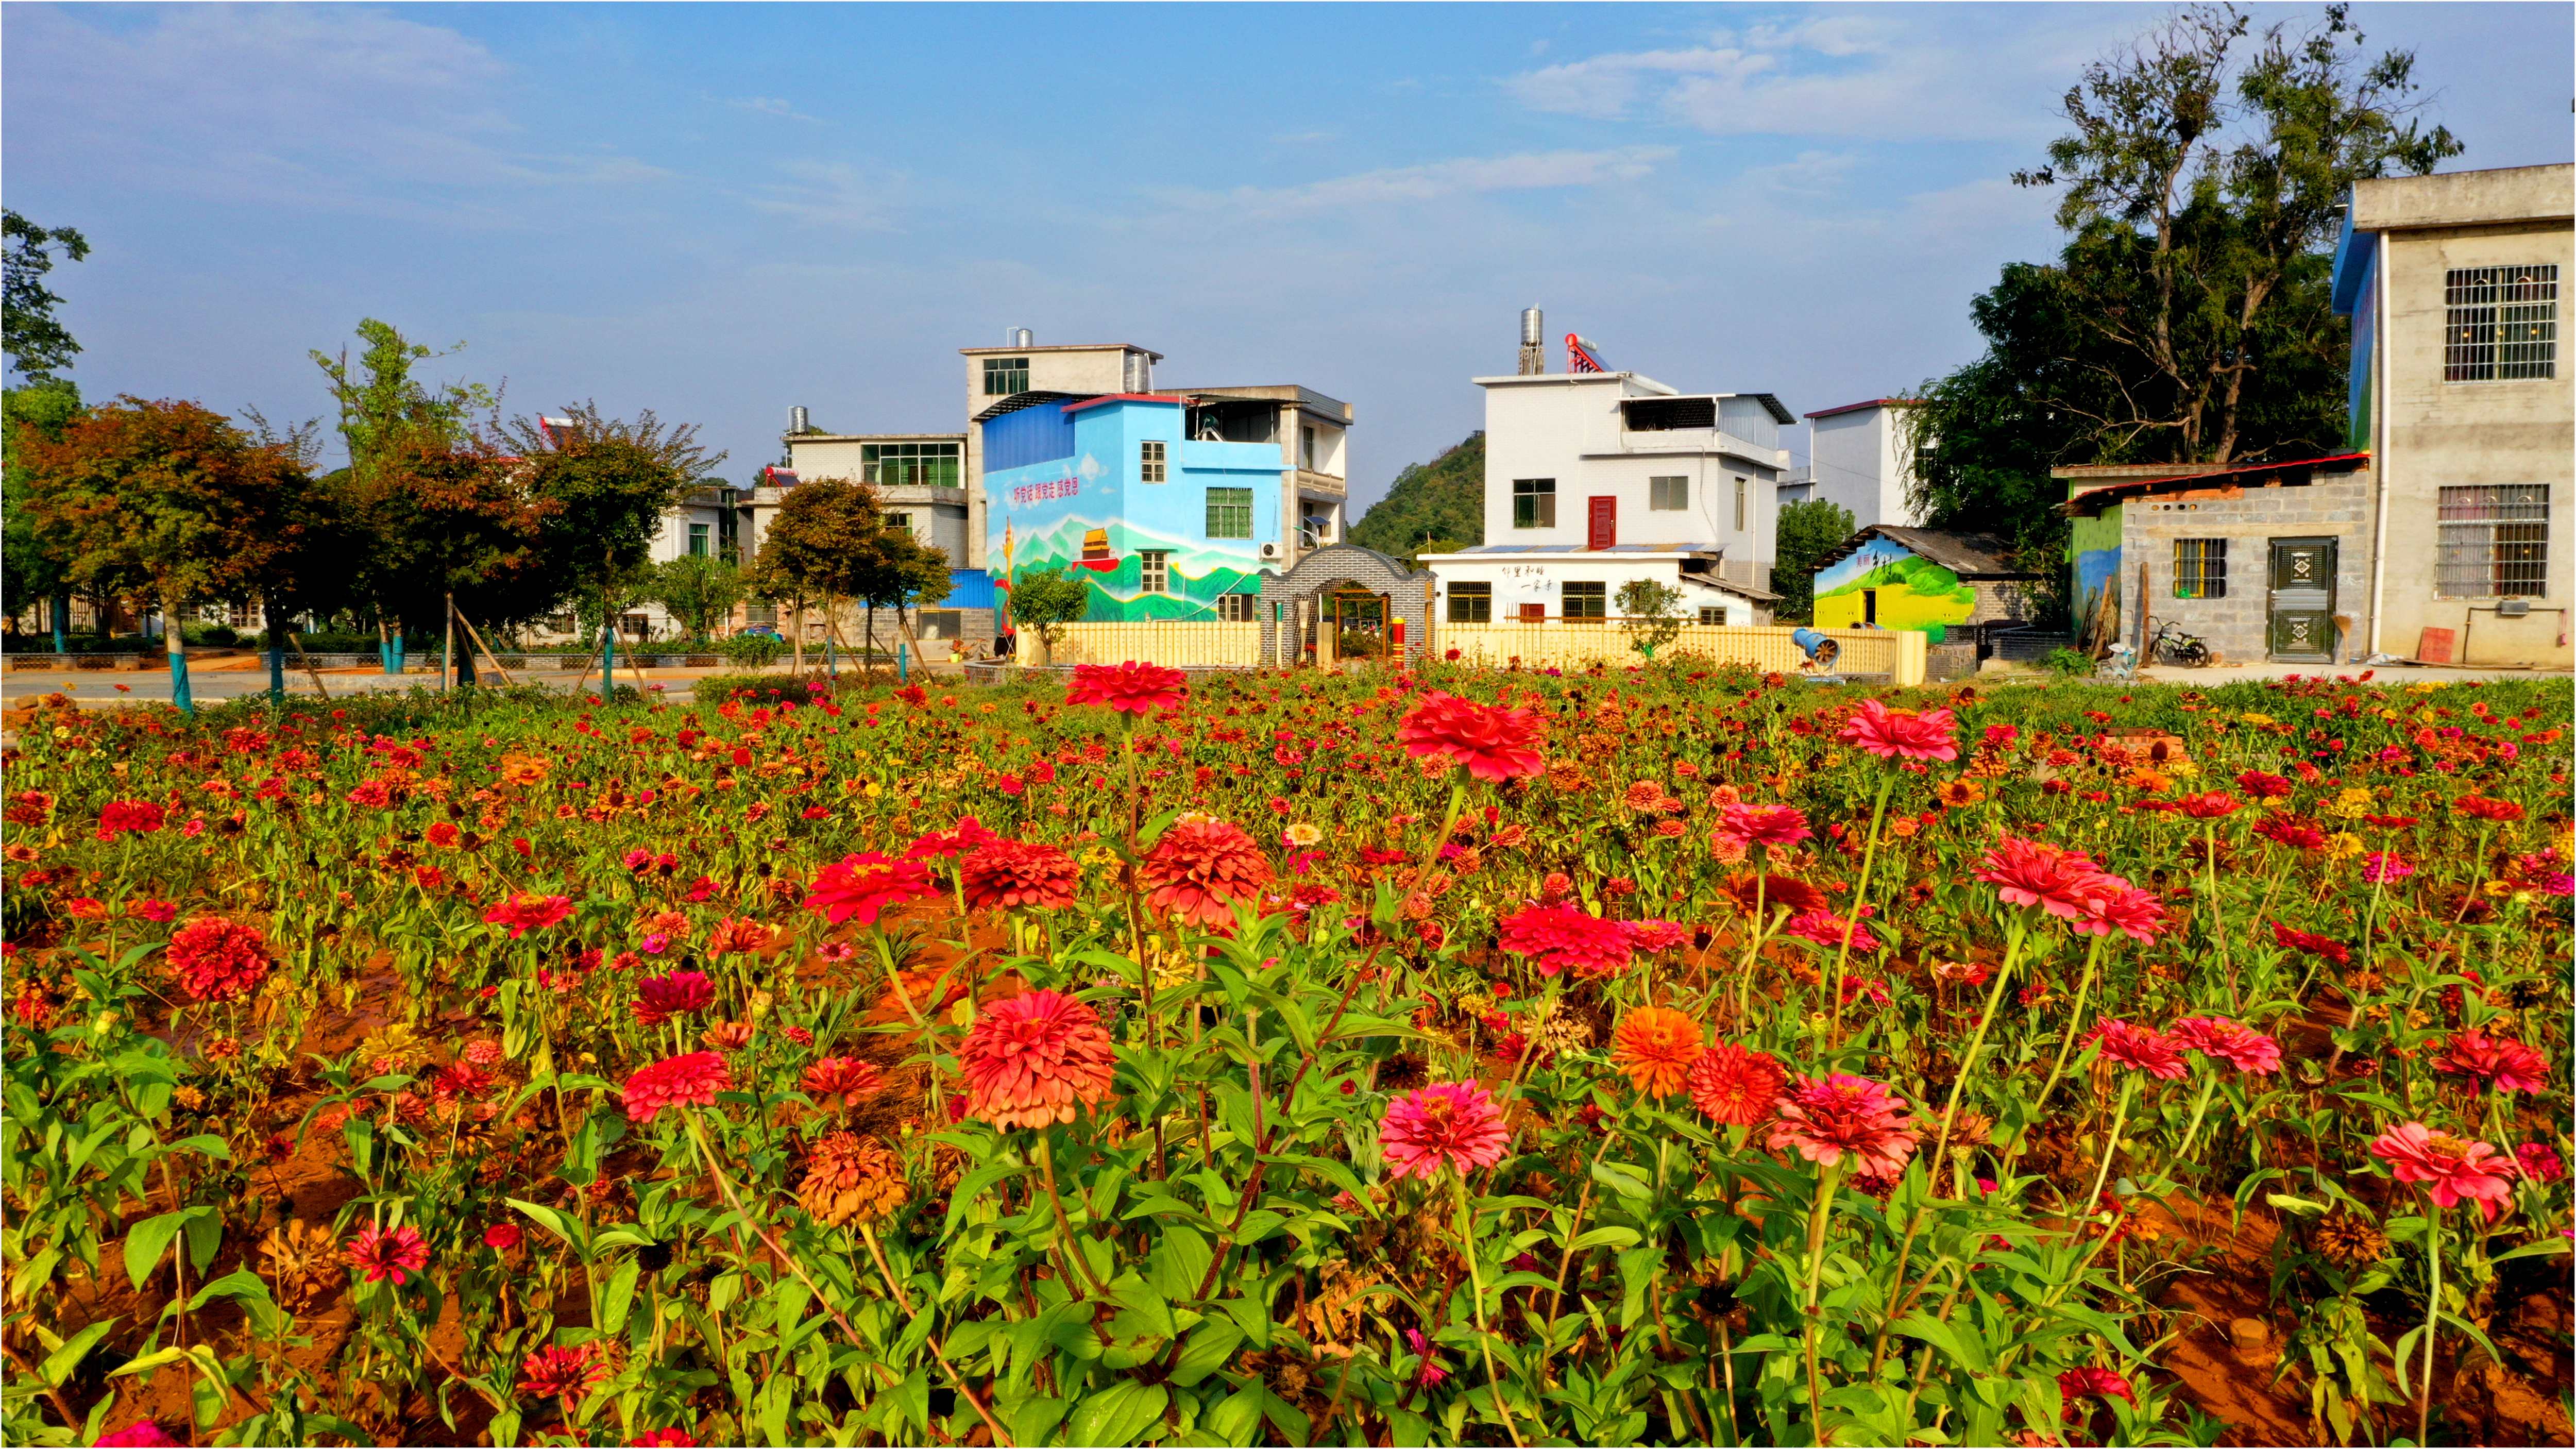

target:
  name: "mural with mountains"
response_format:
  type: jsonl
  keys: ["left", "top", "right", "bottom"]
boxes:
{"left": 1349, "top": 431, "right": 1483, "bottom": 563}
{"left": 996, "top": 512, "right": 1261, "bottom": 621}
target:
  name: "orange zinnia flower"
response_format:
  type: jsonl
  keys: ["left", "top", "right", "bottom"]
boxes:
{"left": 1610, "top": 1007, "right": 1703, "bottom": 1097}
{"left": 1140, "top": 815, "right": 1274, "bottom": 928}
{"left": 957, "top": 989, "right": 1118, "bottom": 1130}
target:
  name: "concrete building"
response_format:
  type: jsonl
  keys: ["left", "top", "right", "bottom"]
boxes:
{"left": 781, "top": 414, "right": 970, "bottom": 564}
{"left": 1802, "top": 399, "right": 1926, "bottom": 529}
{"left": 2331, "top": 162, "right": 2573, "bottom": 666}
{"left": 1420, "top": 318, "right": 1789, "bottom": 627}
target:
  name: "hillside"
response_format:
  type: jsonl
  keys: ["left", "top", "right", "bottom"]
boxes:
{"left": 1347, "top": 431, "right": 1483, "bottom": 563}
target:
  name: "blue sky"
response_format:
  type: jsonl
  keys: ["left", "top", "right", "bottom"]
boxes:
{"left": 5, "top": 3, "right": 2569, "bottom": 510}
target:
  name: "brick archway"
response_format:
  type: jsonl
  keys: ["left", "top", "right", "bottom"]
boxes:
{"left": 1254, "top": 543, "right": 1434, "bottom": 665}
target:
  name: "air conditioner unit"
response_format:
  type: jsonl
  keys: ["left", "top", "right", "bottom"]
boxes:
{"left": 1259, "top": 542, "right": 1283, "bottom": 560}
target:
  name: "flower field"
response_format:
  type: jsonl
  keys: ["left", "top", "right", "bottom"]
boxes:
{"left": 2, "top": 664, "right": 2569, "bottom": 1448}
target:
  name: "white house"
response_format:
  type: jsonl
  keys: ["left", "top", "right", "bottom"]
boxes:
{"left": 1803, "top": 398, "right": 1925, "bottom": 528}
{"left": 1420, "top": 328, "right": 1790, "bottom": 628}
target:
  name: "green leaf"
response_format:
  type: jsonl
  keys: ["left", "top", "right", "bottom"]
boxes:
{"left": 507, "top": 1198, "right": 582, "bottom": 1253}
{"left": 1567, "top": 1226, "right": 1641, "bottom": 1252}
{"left": 1146, "top": 1224, "right": 1214, "bottom": 1304}
{"left": 39, "top": 1318, "right": 117, "bottom": 1388}
{"left": 1892, "top": 1311, "right": 1991, "bottom": 1373}
{"left": 1067, "top": 1379, "right": 1167, "bottom": 1446}
{"left": 122, "top": 1209, "right": 192, "bottom": 1292}
{"left": 1171, "top": 1317, "right": 1244, "bottom": 1388}
{"left": 600, "top": 1258, "right": 641, "bottom": 1336}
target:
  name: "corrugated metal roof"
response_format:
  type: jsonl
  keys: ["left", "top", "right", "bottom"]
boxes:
{"left": 1812, "top": 526, "right": 2038, "bottom": 577}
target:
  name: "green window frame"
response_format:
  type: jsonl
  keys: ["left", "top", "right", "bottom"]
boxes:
{"left": 1206, "top": 486, "right": 1253, "bottom": 539}
{"left": 861, "top": 441, "right": 962, "bottom": 488}
{"left": 982, "top": 357, "right": 1030, "bottom": 395}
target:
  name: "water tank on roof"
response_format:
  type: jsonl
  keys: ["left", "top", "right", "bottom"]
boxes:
{"left": 1009, "top": 327, "right": 1033, "bottom": 348}
{"left": 789, "top": 405, "right": 809, "bottom": 435}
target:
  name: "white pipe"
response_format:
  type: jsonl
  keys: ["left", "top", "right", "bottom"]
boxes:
{"left": 2365, "top": 228, "right": 2392, "bottom": 658}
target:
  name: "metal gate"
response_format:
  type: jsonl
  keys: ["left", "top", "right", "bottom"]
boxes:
{"left": 2267, "top": 537, "right": 2337, "bottom": 661}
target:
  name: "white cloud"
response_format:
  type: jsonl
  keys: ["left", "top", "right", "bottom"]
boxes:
{"left": 727, "top": 96, "right": 821, "bottom": 123}
{"left": 1507, "top": 47, "right": 1775, "bottom": 121}
{"left": 1167, "top": 147, "right": 1675, "bottom": 217}
{"left": 748, "top": 161, "right": 903, "bottom": 231}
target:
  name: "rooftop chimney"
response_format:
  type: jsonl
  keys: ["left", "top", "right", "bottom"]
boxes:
{"left": 1517, "top": 308, "right": 1546, "bottom": 376}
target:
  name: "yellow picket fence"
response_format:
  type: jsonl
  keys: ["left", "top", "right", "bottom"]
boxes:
{"left": 1047, "top": 621, "right": 1264, "bottom": 668}
{"left": 1435, "top": 622, "right": 1925, "bottom": 685}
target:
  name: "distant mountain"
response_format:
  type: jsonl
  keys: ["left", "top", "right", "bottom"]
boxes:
{"left": 1348, "top": 431, "right": 1483, "bottom": 563}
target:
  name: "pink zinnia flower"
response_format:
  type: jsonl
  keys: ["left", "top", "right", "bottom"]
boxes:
{"left": 1622, "top": 918, "right": 1688, "bottom": 953}
{"left": 1498, "top": 901, "right": 1633, "bottom": 978}
{"left": 94, "top": 1421, "right": 178, "bottom": 1448}
{"left": 483, "top": 893, "right": 574, "bottom": 938}
{"left": 2432, "top": 1029, "right": 2550, "bottom": 1094}
{"left": 518, "top": 1343, "right": 608, "bottom": 1402}
{"left": 2169, "top": 1016, "right": 2282, "bottom": 1074}
{"left": 2088, "top": 1019, "right": 2190, "bottom": 1080}
{"left": 345, "top": 1223, "right": 431, "bottom": 1285}
{"left": 906, "top": 815, "right": 1003, "bottom": 861}
{"left": 1717, "top": 802, "right": 1812, "bottom": 849}
{"left": 634, "top": 970, "right": 716, "bottom": 1027}
{"left": 1785, "top": 908, "right": 1877, "bottom": 954}
{"left": 1768, "top": 1073, "right": 1919, "bottom": 1179}
{"left": 1065, "top": 661, "right": 1189, "bottom": 716}
{"left": 957, "top": 989, "right": 1118, "bottom": 1130}
{"left": 623, "top": 1051, "right": 731, "bottom": 1124}
{"left": 1380, "top": 1081, "right": 1510, "bottom": 1181}
{"left": 1404, "top": 1327, "right": 1447, "bottom": 1388}
{"left": 2071, "top": 877, "right": 2166, "bottom": 944}
{"left": 2369, "top": 1121, "right": 2517, "bottom": 1209}
{"left": 2515, "top": 1142, "right": 2565, "bottom": 1184}
{"left": 2361, "top": 851, "right": 2414, "bottom": 885}
{"left": 803, "top": 852, "right": 935, "bottom": 926}
{"left": 1396, "top": 691, "right": 1548, "bottom": 782}
{"left": 1837, "top": 698, "right": 1960, "bottom": 762}
{"left": 1973, "top": 835, "right": 2103, "bottom": 920}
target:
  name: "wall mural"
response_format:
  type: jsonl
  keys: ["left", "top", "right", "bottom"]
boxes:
{"left": 986, "top": 450, "right": 1263, "bottom": 622}
{"left": 2071, "top": 503, "right": 2124, "bottom": 639}
{"left": 1811, "top": 535, "right": 1978, "bottom": 632}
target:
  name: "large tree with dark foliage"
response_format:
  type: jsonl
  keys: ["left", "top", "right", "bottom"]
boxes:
{"left": 1907, "top": 4, "right": 2459, "bottom": 599}
{"left": 3, "top": 211, "right": 89, "bottom": 382}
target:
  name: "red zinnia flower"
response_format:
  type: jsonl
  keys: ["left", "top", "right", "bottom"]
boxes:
{"left": 2087, "top": 1019, "right": 2189, "bottom": 1080}
{"left": 483, "top": 1223, "right": 523, "bottom": 1251}
{"left": 905, "top": 815, "right": 1002, "bottom": 860}
{"left": 1687, "top": 1043, "right": 1786, "bottom": 1125}
{"left": 518, "top": 1343, "right": 608, "bottom": 1402}
{"left": 2176, "top": 790, "right": 2240, "bottom": 819}
{"left": 1720, "top": 872, "right": 1829, "bottom": 917}
{"left": 1379, "top": 1081, "right": 1510, "bottom": 1181}
{"left": 801, "top": 1055, "right": 885, "bottom": 1102}
{"left": 1066, "top": 661, "right": 1190, "bottom": 716}
{"left": 1140, "top": 815, "right": 1274, "bottom": 928}
{"left": 803, "top": 852, "right": 935, "bottom": 926}
{"left": 345, "top": 1223, "right": 431, "bottom": 1285}
{"left": 483, "top": 894, "right": 574, "bottom": 939}
{"left": 2432, "top": 1029, "right": 2549, "bottom": 1094}
{"left": 1769, "top": 1073, "right": 1920, "bottom": 1179}
{"left": 95, "top": 799, "right": 168, "bottom": 840}
{"left": 2516, "top": 1142, "right": 2566, "bottom": 1184}
{"left": 2234, "top": 770, "right": 2294, "bottom": 798}
{"left": 2453, "top": 794, "right": 2526, "bottom": 822}
{"left": 1785, "top": 909, "right": 1878, "bottom": 954}
{"left": 703, "top": 916, "right": 772, "bottom": 957}
{"left": 632, "top": 1431, "right": 697, "bottom": 1448}
{"left": 2269, "top": 922, "right": 2350, "bottom": 965}
{"left": 1498, "top": 901, "right": 1634, "bottom": 978}
{"left": 166, "top": 915, "right": 276, "bottom": 1002}
{"left": 956, "top": 989, "right": 1118, "bottom": 1130}
{"left": 2369, "top": 1121, "right": 2517, "bottom": 1209}
{"left": 2252, "top": 815, "right": 2328, "bottom": 850}
{"left": 1717, "top": 802, "right": 1812, "bottom": 848}
{"left": 960, "top": 839, "right": 1083, "bottom": 912}
{"left": 634, "top": 970, "right": 717, "bottom": 1027}
{"left": 2058, "top": 1365, "right": 2137, "bottom": 1417}
{"left": 1622, "top": 918, "right": 1688, "bottom": 953}
{"left": 1973, "top": 835, "right": 2103, "bottom": 920}
{"left": 2069, "top": 874, "right": 2166, "bottom": 945}
{"left": 128, "top": 897, "right": 177, "bottom": 923}
{"left": 1396, "top": 691, "right": 1548, "bottom": 782}
{"left": 2169, "top": 1016, "right": 2282, "bottom": 1074}
{"left": 1836, "top": 699, "right": 1960, "bottom": 762}
{"left": 623, "top": 1051, "right": 731, "bottom": 1124}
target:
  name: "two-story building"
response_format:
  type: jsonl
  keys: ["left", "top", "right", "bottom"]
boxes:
{"left": 1419, "top": 325, "right": 1790, "bottom": 628}
{"left": 1803, "top": 398, "right": 1925, "bottom": 529}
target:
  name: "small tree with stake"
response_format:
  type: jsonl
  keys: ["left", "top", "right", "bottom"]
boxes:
{"left": 1003, "top": 565, "right": 1092, "bottom": 661}
{"left": 1616, "top": 578, "right": 1685, "bottom": 661}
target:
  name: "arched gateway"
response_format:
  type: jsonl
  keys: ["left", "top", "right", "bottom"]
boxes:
{"left": 1253, "top": 543, "right": 1434, "bottom": 667}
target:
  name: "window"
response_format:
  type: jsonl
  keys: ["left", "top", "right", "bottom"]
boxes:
{"left": 1448, "top": 582, "right": 1492, "bottom": 624}
{"left": 1139, "top": 550, "right": 1171, "bottom": 595}
{"left": 1699, "top": 606, "right": 1729, "bottom": 626}
{"left": 862, "top": 441, "right": 961, "bottom": 487}
{"left": 1140, "top": 440, "right": 1167, "bottom": 484}
{"left": 620, "top": 613, "right": 651, "bottom": 640}
{"left": 1301, "top": 425, "right": 1317, "bottom": 471}
{"left": 2437, "top": 484, "right": 2550, "bottom": 597}
{"left": 982, "top": 356, "right": 1030, "bottom": 395}
{"left": 1205, "top": 486, "right": 1252, "bottom": 539}
{"left": 884, "top": 511, "right": 914, "bottom": 540}
{"left": 2173, "top": 538, "right": 2228, "bottom": 599}
{"left": 2446, "top": 266, "right": 2557, "bottom": 381}
{"left": 743, "top": 604, "right": 778, "bottom": 627}
{"left": 1649, "top": 476, "right": 1688, "bottom": 511}
{"left": 1563, "top": 581, "right": 1606, "bottom": 621}
{"left": 1216, "top": 594, "right": 1256, "bottom": 622}
{"left": 688, "top": 523, "right": 711, "bottom": 557}
{"left": 1733, "top": 477, "right": 1748, "bottom": 531}
{"left": 1512, "top": 477, "right": 1556, "bottom": 529}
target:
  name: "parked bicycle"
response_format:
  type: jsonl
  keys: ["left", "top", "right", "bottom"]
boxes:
{"left": 2146, "top": 619, "right": 2211, "bottom": 668}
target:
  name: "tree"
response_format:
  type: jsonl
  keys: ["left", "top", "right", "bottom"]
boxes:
{"left": 4, "top": 380, "right": 86, "bottom": 643}
{"left": 489, "top": 402, "right": 723, "bottom": 614}
{"left": 1349, "top": 432, "right": 1484, "bottom": 562}
{"left": 2004, "top": 4, "right": 2456, "bottom": 464}
{"left": 1615, "top": 579, "right": 1684, "bottom": 659}
{"left": 649, "top": 553, "right": 747, "bottom": 641}
{"left": 312, "top": 319, "right": 494, "bottom": 474}
{"left": 15, "top": 398, "right": 310, "bottom": 712}
{"left": 1003, "top": 565, "right": 1090, "bottom": 653}
{"left": 1772, "top": 499, "right": 1858, "bottom": 624}
{"left": 3, "top": 211, "right": 90, "bottom": 382}
{"left": 752, "top": 476, "right": 880, "bottom": 670}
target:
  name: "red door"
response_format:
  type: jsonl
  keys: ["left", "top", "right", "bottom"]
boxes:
{"left": 1587, "top": 496, "right": 1616, "bottom": 550}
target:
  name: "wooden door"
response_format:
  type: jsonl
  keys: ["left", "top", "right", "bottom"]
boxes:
{"left": 1587, "top": 496, "right": 1616, "bottom": 550}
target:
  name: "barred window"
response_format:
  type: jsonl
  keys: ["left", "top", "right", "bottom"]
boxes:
{"left": 1215, "top": 593, "right": 1256, "bottom": 622}
{"left": 2437, "top": 485, "right": 2550, "bottom": 598}
{"left": 2445, "top": 266, "right": 2557, "bottom": 382}
{"left": 1140, "top": 440, "right": 1167, "bottom": 484}
{"left": 1512, "top": 478, "right": 1556, "bottom": 529}
{"left": 1204, "top": 485, "right": 1251, "bottom": 538}
{"left": 2173, "top": 538, "right": 2227, "bottom": 599}
{"left": 1563, "top": 581, "right": 1606, "bottom": 621}
{"left": 1649, "top": 476, "right": 1688, "bottom": 511}
{"left": 982, "top": 357, "right": 1029, "bottom": 395}
{"left": 1447, "top": 582, "right": 1491, "bottom": 624}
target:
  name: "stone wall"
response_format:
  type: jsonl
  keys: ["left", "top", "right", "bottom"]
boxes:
{"left": 2117, "top": 469, "right": 2375, "bottom": 665}
{"left": 1256, "top": 544, "right": 1433, "bottom": 665}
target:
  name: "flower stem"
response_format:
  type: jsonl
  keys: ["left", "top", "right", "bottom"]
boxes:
{"left": 1827, "top": 777, "right": 1895, "bottom": 1050}
{"left": 2005, "top": 934, "right": 2108, "bottom": 1170}
{"left": 2418, "top": 1200, "right": 2442, "bottom": 1446}
{"left": 2081, "top": 1074, "right": 2138, "bottom": 1227}
{"left": 1929, "top": 912, "right": 2028, "bottom": 1176}
{"left": 1455, "top": 1170, "right": 1528, "bottom": 1449}
{"left": 1036, "top": 1132, "right": 1112, "bottom": 1299}
{"left": 1801, "top": 1164, "right": 1840, "bottom": 1440}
